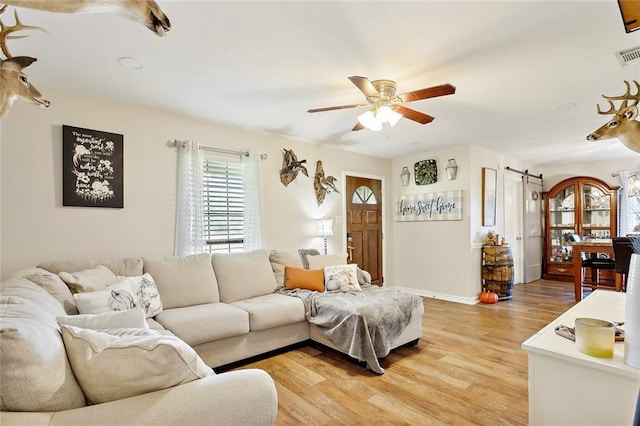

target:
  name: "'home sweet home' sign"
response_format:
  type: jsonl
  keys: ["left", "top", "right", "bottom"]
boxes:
{"left": 395, "top": 190, "right": 462, "bottom": 221}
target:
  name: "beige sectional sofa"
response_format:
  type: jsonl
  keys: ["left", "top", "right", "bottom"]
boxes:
{"left": 0, "top": 248, "right": 423, "bottom": 423}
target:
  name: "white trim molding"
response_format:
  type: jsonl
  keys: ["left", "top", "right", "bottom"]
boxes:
{"left": 393, "top": 286, "right": 479, "bottom": 305}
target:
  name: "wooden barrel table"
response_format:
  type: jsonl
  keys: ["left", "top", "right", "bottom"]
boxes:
{"left": 482, "top": 244, "right": 514, "bottom": 300}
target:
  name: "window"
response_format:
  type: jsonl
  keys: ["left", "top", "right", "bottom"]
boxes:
{"left": 202, "top": 155, "right": 244, "bottom": 253}
{"left": 619, "top": 171, "right": 640, "bottom": 235}
{"left": 621, "top": 194, "right": 640, "bottom": 235}
{"left": 352, "top": 185, "right": 377, "bottom": 205}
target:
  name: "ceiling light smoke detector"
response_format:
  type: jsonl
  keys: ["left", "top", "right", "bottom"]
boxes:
{"left": 119, "top": 57, "right": 146, "bottom": 70}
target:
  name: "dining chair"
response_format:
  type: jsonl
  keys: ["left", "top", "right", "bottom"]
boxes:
{"left": 571, "top": 234, "right": 616, "bottom": 291}
{"left": 613, "top": 236, "right": 635, "bottom": 292}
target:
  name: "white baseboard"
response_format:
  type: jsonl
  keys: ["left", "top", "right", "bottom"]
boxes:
{"left": 394, "top": 286, "right": 479, "bottom": 305}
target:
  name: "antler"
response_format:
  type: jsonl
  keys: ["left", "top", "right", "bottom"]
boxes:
{"left": 597, "top": 80, "right": 640, "bottom": 115}
{"left": 0, "top": 5, "right": 47, "bottom": 59}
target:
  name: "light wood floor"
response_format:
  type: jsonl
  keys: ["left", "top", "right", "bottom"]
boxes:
{"left": 236, "top": 280, "right": 578, "bottom": 425}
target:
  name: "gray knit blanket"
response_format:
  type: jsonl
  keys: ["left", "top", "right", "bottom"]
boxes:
{"left": 281, "top": 285, "right": 423, "bottom": 374}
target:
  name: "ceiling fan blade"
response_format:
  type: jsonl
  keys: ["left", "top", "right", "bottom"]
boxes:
{"left": 352, "top": 122, "right": 365, "bottom": 131}
{"left": 307, "top": 104, "right": 364, "bottom": 113}
{"left": 393, "top": 105, "right": 435, "bottom": 124}
{"left": 397, "top": 83, "right": 456, "bottom": 103}
{"left": 348, "top": 76, "right": 379, "bottom": 98}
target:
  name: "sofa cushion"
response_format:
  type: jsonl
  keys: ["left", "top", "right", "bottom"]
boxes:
{"left": 307, "top": 253, "right": 348, "bottom": 269}
{"left": 10, "top": 267, "right": 78, "bottom": 314}
{"left": 231, "top": 293, "right": 306, "bottom": 331}
{"left": 155, "top": 303, "right": 249, "bottom": 346}
{"left": 59, "top": 265, "right": 119, "bottom": 293}
{"left": 213, "top": 249, "right": 278, "bottom": 303}
{"left": 73, "top": 279, "right": 138, "bottom": 314}
{"left": 0, "top": 279, "right": 86, "bottom": 411}
{"left": 143, "top": 253, "right": 219, "bottom": 309}
{"left": 119, "top": 273, "right": 163, "bottom": 318}
{"left": 324, "top": 263, "right": 361, "bottom": 292}
{"left": 38, "top": 257, "right": 144, "bottom": 277}
{"left": 284, "top": 266, "right": 325, "bottom": 292}
{"left": 269, "top": 250, "right": 304, "bottom": 286}
{"left": 57, "top": 309, "right": 148, "bottom": 330}
{"left": 60, "top": 325, "right": 213, "bottom": 404}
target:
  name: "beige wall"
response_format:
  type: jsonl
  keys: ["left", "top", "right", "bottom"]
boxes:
{"left": 8, "top": 88, "right": 607, "bottom": 302}
{"left": 391, "top": 144, "right": 528, "bottom": 303}
{"left": 0, "top": 89, "right": 391, "bottom": 278}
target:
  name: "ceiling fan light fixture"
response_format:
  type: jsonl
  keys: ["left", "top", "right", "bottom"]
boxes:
{"left": 358, "top": 110, "right": 383, "bottom": 131}
{"left": 378, "top": 106, "right": 402, "bottom": 127}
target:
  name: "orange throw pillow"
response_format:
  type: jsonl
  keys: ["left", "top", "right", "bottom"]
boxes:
{"left": 284, "top": 266, "right": 325, "bottom": 292}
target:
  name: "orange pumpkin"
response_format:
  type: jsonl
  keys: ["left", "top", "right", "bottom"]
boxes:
{"left": 479, "top": 290, "right": 499, "bottom": 304}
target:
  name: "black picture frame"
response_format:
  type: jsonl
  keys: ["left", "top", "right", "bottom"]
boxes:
{"left": 62, "top": 125, "right": 123, "bottom": 208}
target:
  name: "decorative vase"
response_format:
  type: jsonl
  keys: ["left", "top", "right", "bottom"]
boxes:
{"left": 625, "top": 253, "right": 640, "bottom": 368}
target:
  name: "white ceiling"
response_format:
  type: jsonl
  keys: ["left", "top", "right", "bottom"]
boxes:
{"left": 6, "top": 1, "right": 640, "bottom": 165}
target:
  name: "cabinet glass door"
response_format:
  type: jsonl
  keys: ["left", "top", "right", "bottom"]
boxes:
{"left": 582, "top": 184, "right": 611, "bottom": 239}
{"left": 548, "top": 185, "right": 575, "bottom": 263}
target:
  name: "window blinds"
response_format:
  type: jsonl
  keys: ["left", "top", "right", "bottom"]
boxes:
{"left": 202, "top": 157, "right": 244, "bottom": 253}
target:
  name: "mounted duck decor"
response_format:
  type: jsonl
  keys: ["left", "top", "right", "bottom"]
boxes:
{"left": 586, "top": 80, "right": 640, "bottom": 153}
{"left": 314, "top": 160, "right": 340, "bottom": 206}
{"left": 279, "top": 148, "right": 308, "bottom": 186}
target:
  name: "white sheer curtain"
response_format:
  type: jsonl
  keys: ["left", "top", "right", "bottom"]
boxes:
{"left": 617, "top": 170, "right": 640, "bottom": 235}
{"left": 174, "top": 140, "right": 207, "bottom": 256}
{"left": 242, "top": 150, "right": 263, "bottom": 251}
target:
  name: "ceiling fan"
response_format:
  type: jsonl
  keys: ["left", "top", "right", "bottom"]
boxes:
{"left": 307, "top": 76, "right": 456, "bottom": 132}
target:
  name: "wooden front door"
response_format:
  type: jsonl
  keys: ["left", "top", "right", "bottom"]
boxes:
{"left": 346, "top": 176, "right": 383, "bottom": 285}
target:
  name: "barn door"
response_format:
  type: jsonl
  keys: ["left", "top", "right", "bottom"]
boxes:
{"left": 346, "top": 176, "right": 383, "bottom": 285}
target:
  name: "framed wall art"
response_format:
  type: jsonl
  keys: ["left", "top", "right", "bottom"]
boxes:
{"left": 62, "top": 125, "right": 124, "bottom": 208}
{"left": 482, "top": 167, "right": 497, "bottom": 226}
{"left": 414, "top": 159, "right": 437, "bottom": 185}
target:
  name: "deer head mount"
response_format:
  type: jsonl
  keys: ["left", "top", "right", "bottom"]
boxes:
{"left": 0, "top": 5, "right": 49, "bottom": 118}
{"left": 586, "top": 80, "right": 640, "bottom": 154}
{"left": 3, "top": 0, "right": 170, "bottom": 37}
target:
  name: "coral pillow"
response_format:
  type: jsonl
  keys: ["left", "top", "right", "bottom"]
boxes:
{"left": 284, "top": 266, "right": 325, "bottom": 292}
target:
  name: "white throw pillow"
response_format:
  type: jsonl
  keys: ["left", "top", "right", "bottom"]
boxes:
{"left": 307, "top": 253, "right": 348, "bottom": 269}
{"left": 119, "top": 273, "right": 163, "bottom": 318}
{"left": 324, "top": 264, "right": 361, "bottom": 292}
{"left": 57, "top": 309, "right": 148, "bottom": 330}
{"left": 59, "top": 265, "right": 118, "bottom": 293}
{"left": 60, "top": 325, "right": 213, "bottom": 404}
{"left": 73, "top": 279, "right": 138, "bottom": 315}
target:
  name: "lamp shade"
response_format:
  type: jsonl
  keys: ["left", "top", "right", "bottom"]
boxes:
{"left": 357, "top": 111, "right": 382, "bottom": 131}
{"left": 316, "top": 219, "right": 333, "bottom": 237}
{"left": 377, "top": 106, "right": 402, "bottom": 127}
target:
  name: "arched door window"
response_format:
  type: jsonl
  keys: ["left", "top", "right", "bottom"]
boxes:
{"left": 352, "top": 185, "right": 377, "bottom": 205}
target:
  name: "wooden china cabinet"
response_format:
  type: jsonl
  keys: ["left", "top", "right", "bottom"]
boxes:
{"left": 543, "top": 176, "right": 618, "bottom": 282}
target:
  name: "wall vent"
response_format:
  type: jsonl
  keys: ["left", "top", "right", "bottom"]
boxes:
{"left": 616, "top": 46, "right": 640, "bottom": 67}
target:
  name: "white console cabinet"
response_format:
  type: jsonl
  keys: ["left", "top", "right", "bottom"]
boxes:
{"left": 522, "top": 291, "right": 640, "bottom": 425}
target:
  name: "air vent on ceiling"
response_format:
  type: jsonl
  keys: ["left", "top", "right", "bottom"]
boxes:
{"left": 616, "top": 46, "right": 640, "bottom": 67}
